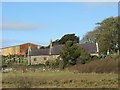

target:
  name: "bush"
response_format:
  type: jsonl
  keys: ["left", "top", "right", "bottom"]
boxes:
{"left": 60, "top": 41, "right": 83, "bottom": 66}
{"left": 45, "top": 61, "right": 50, "bottom": 66}
{"left": 2, "top": 64, "right": 7, "bottom": 69}
{"left": 77, "top": 53, "right": 90, "bottom": 64}
{"left": 79, "top": 59, "right": 86, "bottom": 64}
{"left": 45, "top": 60, "right": 59, "bottom": 69}
{"left": 45, "top": 59, "right": 65, "bottom": 69}
{"left": 58, "top": 60, "right": 65, "bottom": 69}
{"left": 69, "top": 55, "right": 119, "bottom": 73}
{"left": 91, "top": 56, "right": 99, "bottom": 60}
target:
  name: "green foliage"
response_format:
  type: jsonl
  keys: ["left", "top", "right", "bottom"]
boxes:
{"left": 81, "top": 16, "right": 119, "bottom": 55}
{"left": 60, "top": 41, "right": 88, "bottom": 66}
{"left": 53, "top": 33, "right": 79, "bottom": 45}
{"left": 70, "top": 55, "right": 119, "bottom": 73}
{"left": 58, "top": 60, "right": 65, "bottom": 69}
{"left": 77, "top": 47, "right": 90, "bottom": 64}
{"left": 2, "top": 64, "right": 7, "bottom": 68}
{"left": 45, "top": 60, "right": 61, "bottom": 69}
{"left": 45, "top": 60, "right": 50, "bottom": 66}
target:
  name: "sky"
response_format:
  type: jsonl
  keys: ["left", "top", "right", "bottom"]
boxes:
{"left": 1, "top": 2, "right": 118, "bottom": 48}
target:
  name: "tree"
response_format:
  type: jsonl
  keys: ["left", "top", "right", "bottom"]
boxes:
{"left": 60, "top": 41, "right": 88, "bottom": 68}
{"left": 53, "top": 34, "right": 79, "bottom": 45}
{"left": 81, "top": 16, "right": 119, "bottom": 55}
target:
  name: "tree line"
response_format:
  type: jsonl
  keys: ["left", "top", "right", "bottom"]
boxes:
{"left": 81, "top": 16, "right": 119, "bottom": 55}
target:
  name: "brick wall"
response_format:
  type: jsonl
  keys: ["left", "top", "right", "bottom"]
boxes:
{"left": 20, "top": 43, "right": 37, "bottom": 52}
{"left": 2, "top": 43, "right": 38, "bottom": 56}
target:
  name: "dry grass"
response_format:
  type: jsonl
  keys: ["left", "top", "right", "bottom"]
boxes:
{"left": 69, "top": 55, "right": 119, "bottom": 73}
{"left": 2, "top": 55, "right": 119, "bottom": 88}
{"left": 2, "top": 70, "right": 118, "bottom": 88}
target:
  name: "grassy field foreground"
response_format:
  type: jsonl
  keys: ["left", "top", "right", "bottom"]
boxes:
{"left": 2, "top": 70, "right": 118, "bottom": 88}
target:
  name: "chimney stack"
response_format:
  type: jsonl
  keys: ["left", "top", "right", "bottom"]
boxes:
{"left": 96, "top": 42, "right": 99, "bottom": 53}
{"left": 49, "top": 39, "right": 52, "bottom": 55}
{"left": 37, "top": 45, "right": 40, "bottom": 49}
{"left": 27, "top": 46, "right": 31, "bottom": 65}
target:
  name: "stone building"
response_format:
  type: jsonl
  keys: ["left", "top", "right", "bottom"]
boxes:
{"left": 2, "top": 43, "right": 38, "bottom": 56}
{"left": 29, "top": 41, "right": 99, "bottom": 65}
{"left": 29, "top": 44, "right": 62, "bottom": 65}
{"left": 78, "top": 43, "right": 99, "bottom": 56}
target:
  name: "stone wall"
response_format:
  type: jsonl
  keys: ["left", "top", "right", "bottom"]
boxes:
{"left": 20, "top": 43, "right": 37, "bottom": 52}
{"left": 90, "top": 53, "right": 99, "bottom": 57}
{"left": 30, "top": 55, "right": 59, "bottom": 65}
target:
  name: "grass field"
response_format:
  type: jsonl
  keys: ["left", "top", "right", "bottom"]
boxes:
{"left": 2, "top": 70, "right": 118, "bottom": 88}
{"left": 2, "top": 55, "right": 119, "bottom": 88}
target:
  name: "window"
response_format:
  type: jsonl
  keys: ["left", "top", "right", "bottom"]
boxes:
{"left": 34, "top": 58, "right": 37, "bottom": 61}
{"left": 44, "top": 57, "right": 47, "bottom": 60}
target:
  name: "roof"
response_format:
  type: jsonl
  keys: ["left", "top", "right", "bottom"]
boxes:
{"left": 29, "top": 43, "right": 97, "bottom": 56}
{"left": 30, "top": 48, "right": 49, "bottom": 56}
{"left": 51, "top": 45, "right": 63, "bottom": 55}
{"left": 79, "top": 43, "right": 97, "bottom": 54}
{"left": 2, "top": 43, "right": 38, "bottom": 49}
{"left": 17, "top": 52, "right": 25, "bottom": 55}
{"left": 29, "top": 45, "right": 63, "bottom": 56}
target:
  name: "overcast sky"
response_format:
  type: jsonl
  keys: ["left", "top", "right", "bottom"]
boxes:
{"left": 1, "top": 2, "right": 118, "bottom": 48}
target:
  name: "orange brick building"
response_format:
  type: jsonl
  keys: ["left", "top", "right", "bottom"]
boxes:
{"left": 2, "top": 43, "right": 38, "bottom": 56}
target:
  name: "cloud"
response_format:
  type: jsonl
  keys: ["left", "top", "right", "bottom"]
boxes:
{"left": 0, "top": 21, "right": 44, "bottom": 30}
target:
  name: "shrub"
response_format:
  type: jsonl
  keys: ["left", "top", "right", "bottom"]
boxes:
{"left": 60, "top": 41, "right": 84, "bottom": 66}
{"left": 77, "top": 53, "right": 90, "bottom": 64}
{"left": 58, "top": 60, "right": 65, "bottom": 69}
{"left": 79, "top": 59, "right": 86, "bottom": 64}
{"left": 69, "top": 55, "right": 119, "bottom": 73}
{"left": 45, "top": 59, "right": 65, "bottom": 69}
{"left": 2, "top": 64, "right": 7, "bottom": 69}
{"left": 45, "top": 61, "right": 50, "bottom": 66}
{"left": 90, "top": 56, "right": 99, "bottom": 60}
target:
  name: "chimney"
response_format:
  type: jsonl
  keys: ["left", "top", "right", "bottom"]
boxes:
{"left": 37, "top": 45, "right": 40, "bottom": 49}
{"left": 49, "top": 39, "right": 52, "bottom": 55}
{"left": 96, "top": 42, "right": 99, "bottom": 53}
{"left": 27, "top": 46, "right": 31, "bottom": 65}
{"left": 107, "top": 49, "right": 110, "bottom": 55}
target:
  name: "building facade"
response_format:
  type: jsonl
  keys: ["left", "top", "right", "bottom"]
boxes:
{"left": 2, "top": 43, "right": 38, "bottom": 56}
{"left": 29, "top": 44, "right": 62, "bottom": 65}
{"left": 29, "top": 42, "right": 99, "bottom": 65}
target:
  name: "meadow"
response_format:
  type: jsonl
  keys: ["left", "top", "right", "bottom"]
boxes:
{"left": 2, "top": 55, "right": 119, "bottom": 88}
{"left": 2, "top": 69, "right": 118, "bottom": 88}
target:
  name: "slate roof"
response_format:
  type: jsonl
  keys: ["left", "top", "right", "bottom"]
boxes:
{"left": 29, "top": 48, "right": 49, "bottom": 56}
{"left": 29, "top": 43, "right": 97, "bottom": 56}
{"left": 29, "top": 45, "right": 63, "bottom": 56}
{"left": 79, "top": 43, "right": 97, "bottom": 54}
{"left": 2, "top": 43, "right": 38, "bottom": 49}
{"left": 51, "top": 45, "right": 63, "bottom": 55}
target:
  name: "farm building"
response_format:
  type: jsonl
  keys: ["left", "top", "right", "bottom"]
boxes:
{"left": 2, "top": 43, "right": 38, "bottom": 56}
{"left": 29, "top": 41, "right": 99, "bottom": 65}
